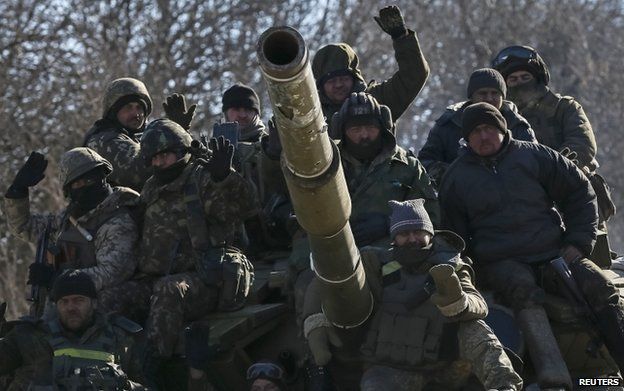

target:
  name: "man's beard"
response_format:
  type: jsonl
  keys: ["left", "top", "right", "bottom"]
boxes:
{"left": 344, "top": 137, "right": 382, "bottom": 162}
{"left": 507, "top": 79, "right": 546, "bottom": 109}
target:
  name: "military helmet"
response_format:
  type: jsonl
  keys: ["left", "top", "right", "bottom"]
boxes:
{"left": 59, "top": 147, "right": 113, "bottom": 189}
{"left": 491, "top": 45, "right": 550, "bottom": 85}
{"left": 330, "top": 92, "right": 393, "bottom": 139}
{"left": 101, "top": 77, "right": 153, "bottom": 118}
{"left": 140, "top": 119, "right": 193, "bottom": 165}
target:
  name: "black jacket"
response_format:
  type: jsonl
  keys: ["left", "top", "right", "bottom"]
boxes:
{"left": 418, "top": 100, "right": 536, "bottom": 172}
{"left": 439, "top": 133, "right": 597, "bottom": 265}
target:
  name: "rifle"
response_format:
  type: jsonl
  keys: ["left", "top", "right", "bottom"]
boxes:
{"left": 28, "top": 220, "right": 52, "bottom": 318}
{"left": 549, "top": 256, "right": 604, "bottom": 356}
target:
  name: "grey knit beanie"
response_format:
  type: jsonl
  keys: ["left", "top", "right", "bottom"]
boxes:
{"left": 466, "top": 68, "right": 507, "bottom": 99}
{"left": 389, "top": 199, "right": 434, "bottom": 238}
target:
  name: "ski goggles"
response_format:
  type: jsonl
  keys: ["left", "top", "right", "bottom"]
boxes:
{"left": 492, "top": 46, "right": 537, "bottom": 68}
{"left": 246, "top": 362, "right": 284, "bottom": 381}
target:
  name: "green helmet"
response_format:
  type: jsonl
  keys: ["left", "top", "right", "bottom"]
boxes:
{"left": 59, "top": 147, "right": 113, "bottom": 189}
{"left": 140, "top": 119, "right": 193, "bottom": 165}
{"left": 102, "top": 77, "right": 153, "bottom": 118}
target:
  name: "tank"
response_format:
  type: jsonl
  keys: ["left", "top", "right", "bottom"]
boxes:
{"left": 165, "top": 26, "right": 373, "bottom": 391}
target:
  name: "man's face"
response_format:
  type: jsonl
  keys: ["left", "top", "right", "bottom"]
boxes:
{"left": 471, "top": 88, "right": 503, "bottom": 109}
{"left": 505, "top": 70, "right": 534, "bottom": 87}
{"left": 344, "top": 124, "right": 380, "bottom": 145}
{"left": 251, "top": 378, "right": 280, "bottom": 391}
{"left": 323, "top": 75, "right": 354, "bottom": 104}
{"left": 57, "top": 295, "right": 95, "bottom": 332}
{"left": 151, "top": 151, "right": 179, "bottom": 169}
{"left": 394, "top": 229, "right": 432, "bottom": 247}
{"left": 116, "top": 101, "right": 145, "bottom": 130}
{"left": 468, "top": 124, "right": 504, "bottom": 157}
{"left": 225, "top": 107, "right": 256, "bottom": 127}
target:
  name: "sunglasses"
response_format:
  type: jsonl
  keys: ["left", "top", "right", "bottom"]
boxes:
{"left": 492, "top": 46, "right": 537, "bottom": 68}
{"left": 246, "top": 362, "right": 284, "bottom": 381}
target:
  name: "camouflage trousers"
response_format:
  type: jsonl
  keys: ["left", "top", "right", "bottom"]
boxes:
{"left": 360, "top": 320, "right": 522, "bottom": 391}
{"left": 99, "top": 272, "right": 218, "bottom": 358}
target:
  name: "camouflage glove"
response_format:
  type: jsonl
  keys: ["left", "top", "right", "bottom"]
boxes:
{"left": 429, "top": 264, "right": 467, "bottom": 317}
{"left": 305, "top": 313, "right": 343, "bottom": 366}
{"left": 374, "top": 6, "right": 408, "bottom": 39}
{"left": 264, "top": 116, "right": 283, "bottom": 160}
{"left": 559, "top": 147, "right": 580, "bottom": 167}
{"left": 206, "top": 136, "right": 234, "bottom": 182}
{"left": 185, "top": 322, "right": 214, "bottom": 370}
{"left": 350, "top": 212, "right": 389, "bottom": 247}
{"left": 163, "top": 93, "right": 197, "bottom": 130}
{"left": 27, "top": 263, "right": 56, "bottom": 288}
{"left": 6, "top": 151, "right": 48, "bottom": 198}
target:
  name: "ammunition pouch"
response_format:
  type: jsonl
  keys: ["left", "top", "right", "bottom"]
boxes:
{"left": 195, "top": 247, "right": 254, "bottom": 312}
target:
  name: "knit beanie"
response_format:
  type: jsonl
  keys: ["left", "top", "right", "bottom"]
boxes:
{"left": 466, "top": 68, "right": 507, "bottom": 99}
{"left": 222, "top": 84, "right": 260, "bottom": 114}
{"left": 51, "top": 270, "right": 97, "bottom": 302}
{"left": 461, "top": 102, "right": 508, "bottom": 139}
{"left": 389, "top": 199, "right": 434, "bottom": 238}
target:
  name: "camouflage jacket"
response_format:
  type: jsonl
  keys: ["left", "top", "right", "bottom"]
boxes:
{"left": 314, "top": 30, "right": 430, "bottom": 122}
{"left": 83, "top": 119, "right": 151, "bottom": 192}
{"left": 340, "top": 140, "right": 439, "bottom": 247}
{"left": 0, "top": 313, "right": 144, "bottom": 390}
{"left": 3, "top": 187, "right": 140, "bottom": 291}
{"left": 517, "top": 85, "right": 598, "bottom": 171}
{"left": 137, "top": 163, "right": 255, "bottom": 276}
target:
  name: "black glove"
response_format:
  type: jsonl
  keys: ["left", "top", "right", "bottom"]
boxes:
{"left": 206, "top": 136, "right": 234, "bottom": 182}
{"left": 374, "top": 6, "right": 408, "bottom": 39}
{"left": 350, "top": 212, "right": 389, "bottom": 247}
{"left": 163, "top": 93, "right": 197, "bottom": 130}
{"left": 27, "top": 263, "right": 56, "bottom": 288}
{"left": 185, "top": 322, "right": 213, "bottom": 370}
{"left": 264, "top": 116, "right": 283, "bottom": 160}
{"left": 6, "top": 152, "right": 48, "bottom": 198}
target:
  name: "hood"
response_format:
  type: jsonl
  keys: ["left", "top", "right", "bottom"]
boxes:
{"left": 312, "top": 43, "right": 367, "bottom": 107}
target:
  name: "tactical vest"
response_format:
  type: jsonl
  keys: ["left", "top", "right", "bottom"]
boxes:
{"left": 55, "top": 190, "right": 136, "bottom": 270}
{"left": 361, "top": 270, "right": 457, "bottom": 369}
{"left": 521, "top": 90, "right": 568, "bottom": 151}
{"left": 46, "top": 320, "right": 128, "bottom": 391}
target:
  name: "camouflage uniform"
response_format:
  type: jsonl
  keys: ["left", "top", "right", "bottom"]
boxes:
{"left": 304, "top": 233, "right": 522, "bottom": 390}
{"left": 101, "top": 120, "right": 256, "bottom": 358}
{"left": 0, "top": 312, "right": 145, "bottom": 390}
{"left": 3, "top": 148, "right": 139, "bottom": 295}
{"left": 83, "top": 78, "right": 154, "bottom": 191}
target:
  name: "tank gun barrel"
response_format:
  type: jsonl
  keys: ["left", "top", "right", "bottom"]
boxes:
{"left": 257, "top": 26, "right": 372, "bottom": 328}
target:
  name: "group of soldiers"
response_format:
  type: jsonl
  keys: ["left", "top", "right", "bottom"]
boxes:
{"left": 0, "top": 4, "right": 622, "bottom": 391}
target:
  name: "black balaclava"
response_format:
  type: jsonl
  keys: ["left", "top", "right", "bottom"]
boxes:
{"left": 507, "top": 78, "right": 547, "bottom": 110}
{"left": 343, "top": 115, "right": 383, "bottom": 162}
{"left": 67, "top": 170, "right": 112, "bottom": 217}
{"left": 153, "top": 152, "right": 190, "bottom": 185}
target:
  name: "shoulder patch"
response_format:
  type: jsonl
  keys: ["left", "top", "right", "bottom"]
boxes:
{"left": 111, "top": 315, "right": 143, "bottom": 334}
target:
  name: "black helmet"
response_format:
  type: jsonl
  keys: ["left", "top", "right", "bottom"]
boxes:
{"left": 491, "top": 45, "right": 550, "bottom": 85}
{"left": 329, "top": 92, "right": 393, "bottom": 139}
{"left": 140, "top": 119, "right": 192, "bottom": 166}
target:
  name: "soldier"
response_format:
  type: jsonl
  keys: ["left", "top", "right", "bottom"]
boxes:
{"left": 312, "top": 5, "right": 429, "bottom": 126}
{"left": 492, "top": 45, "right": 616, "bottom": 265}
{"left": 330, "top": 92, "right": 439, "bottom": 248}
{"left": 0, "top": 270, "right": 145, "bottom": 390}
{"left": 83, "top": 77, "right": 196, "bottom": 192}
{"left": 418, "top": 68, "right": 536, "bottom": 187}
{"left": 221, "top": 83, "right": 266, "bottom": 143}
{"left": 99, "top": 119, "right": 255, "bottom": 381}
{"left": 303, "top": 199, "right": 522, "bottom": 390}
{"left": 4, "top": 148, "right": 139, "bottom": 311}
{"left": 439, "top": 102, "right": 624, "bottom": 389}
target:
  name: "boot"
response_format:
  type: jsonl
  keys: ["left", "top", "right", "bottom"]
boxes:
{"left": 594, "top": 305, "right": 624, "bottom": 372}
{"left": 516, "top": 307, "right": 572, "bottom": 390}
